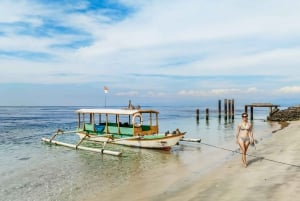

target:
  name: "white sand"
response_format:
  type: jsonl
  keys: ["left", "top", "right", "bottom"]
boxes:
{"left": 86, "top": 121, "right": 300, "bottom": 201}
{"left": 162, "top": 121, "right": 300, "bottom": 201}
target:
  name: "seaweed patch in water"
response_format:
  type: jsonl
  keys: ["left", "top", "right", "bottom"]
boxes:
{"left": 19, "top": 157, "right": 31, "bottom": 161}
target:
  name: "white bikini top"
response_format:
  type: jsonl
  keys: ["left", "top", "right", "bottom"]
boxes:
{"left": 240, "top": 122, "right": 251, "bottom": 131}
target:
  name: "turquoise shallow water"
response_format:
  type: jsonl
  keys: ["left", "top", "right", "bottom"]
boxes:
{"left": 0, "top": 106, "right": 279, "bottom": 201}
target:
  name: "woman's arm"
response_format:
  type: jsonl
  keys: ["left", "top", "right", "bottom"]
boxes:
{"left": 249, "top": 123, "right": 254, "bottom": 143}
{"left": 236, "top": 124, "right": 241, "bottom": 144}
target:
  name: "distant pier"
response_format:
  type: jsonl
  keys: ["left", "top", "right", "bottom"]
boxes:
{"left": 244, "top": 103, "right": 280, "bottom": 120}
{"left": 195, "top": 101, "right": 280, "bottom": 122}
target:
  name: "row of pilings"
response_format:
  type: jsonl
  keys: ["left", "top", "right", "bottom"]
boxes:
{"left": 196, "top": 99, "right": 235, "bottom": 121}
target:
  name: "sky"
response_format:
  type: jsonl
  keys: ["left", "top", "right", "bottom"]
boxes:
{"left": 0, "top": 0, "right": 300, "bottom": 107}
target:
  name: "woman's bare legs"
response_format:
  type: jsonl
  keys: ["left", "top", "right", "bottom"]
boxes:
{"left": 244, "top": 141, "right": 250, "bottom": 167}
{"left": 238, "top": 139, "right": 250, "bottom": 167}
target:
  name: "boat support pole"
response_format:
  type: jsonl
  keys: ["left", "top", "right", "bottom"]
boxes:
{"left": 75, "top": 135, "right": 88, "bottom": 149}
{"left": 102, "top": 137, "right": 111, "bottom": 150}
{"left": 49, "top": 129, "right": 64, "bottom": 143}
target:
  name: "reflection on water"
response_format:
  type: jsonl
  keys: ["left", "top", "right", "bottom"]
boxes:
{"left": 0, "top": 106, "right": 279, "bottom": 201}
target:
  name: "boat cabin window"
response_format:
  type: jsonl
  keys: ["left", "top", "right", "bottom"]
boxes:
{"left": 77, "top": 111, "right": 159, "bottom": 130}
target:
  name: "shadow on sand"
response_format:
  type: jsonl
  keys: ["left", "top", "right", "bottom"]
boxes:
{"left": 247, "top": 156, "right": 264, "bottom": 166}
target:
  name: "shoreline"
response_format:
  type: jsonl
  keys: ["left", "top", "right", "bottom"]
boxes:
{"left": 84, "top": 121, "right": 300, "bottom": 201}
{"left": 161, "top": 120, "right": 300, "bottom": 201}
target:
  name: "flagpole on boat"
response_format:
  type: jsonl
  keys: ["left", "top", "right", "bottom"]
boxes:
{"left": 104, "top": 86, "right": 108, "bottom": 107}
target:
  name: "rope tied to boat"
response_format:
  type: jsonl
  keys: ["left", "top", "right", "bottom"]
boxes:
{"left": 200, "top": 142, "right": 300, "bottom": 168}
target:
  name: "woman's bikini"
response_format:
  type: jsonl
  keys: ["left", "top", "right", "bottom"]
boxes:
{"left": 239, "top": 123, "right": 251, "bottom": 143}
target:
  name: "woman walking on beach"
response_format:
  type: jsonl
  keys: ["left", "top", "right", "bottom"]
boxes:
{"left": 236, "top": 113, "right": 254, "bottom": 167}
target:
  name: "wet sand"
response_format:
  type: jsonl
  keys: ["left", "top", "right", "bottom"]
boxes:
{"left": 86, "top": 121, "right": 300, "bottom": 201}
{"left": 162, "top": 120, "right": 300, "bottom": 201}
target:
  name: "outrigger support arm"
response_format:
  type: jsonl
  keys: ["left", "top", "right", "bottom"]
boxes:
{"left": 49, "top": 129, "right": 64, "bottom": 143}
{"left": 41, "top": 138, "right": 122, "bottom": 156}
{"left": 179, "top": 131, "right": 201, "bottom": 143}
{"left": 75, "top": 135, "right": 88, "bottom": 149}
{"left": 42, "top": 129, "right": 122, "bottom": 156}
{"left": 180, "top": 138, "right": 201, "bottom": 143}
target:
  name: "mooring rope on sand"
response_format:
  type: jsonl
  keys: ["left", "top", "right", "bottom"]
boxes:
{"left": 200, "top": 142, "right": 300, "bottom": 168}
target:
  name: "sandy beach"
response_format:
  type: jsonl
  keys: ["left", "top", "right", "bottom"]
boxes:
{"left": 160, "top": 121, "right": 300, "bottom": 201}
{"left": 85, "top": 121, "right": 300, "bottom": 201}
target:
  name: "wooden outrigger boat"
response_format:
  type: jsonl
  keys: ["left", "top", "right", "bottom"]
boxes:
{"left": 42, "top": 107, "right": 201, "bottom": 156}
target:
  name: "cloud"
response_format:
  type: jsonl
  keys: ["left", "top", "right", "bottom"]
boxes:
{"left": 247, "top": 87, "right": 258, "bottom": 93}
{"left": 0, "top": 0, "right": 300, "bottom": 106}
{"left": 177, "top": 87, "right": 258, "bottom": 97}
{"left": 116, "top": 91, "right": 138, "bottom": 97}
{"left": 145, "top": 91, "right": 166, "bottom": 97}
{"left": 2, "top": 0, "right": 300, "bottom": 78}
{"left": 277, "top": 86, "right": 300, "bottom": 94}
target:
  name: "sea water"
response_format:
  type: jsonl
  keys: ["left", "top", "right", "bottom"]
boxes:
{"left": 0, "top": 106, "right": 279, "bottom": 201}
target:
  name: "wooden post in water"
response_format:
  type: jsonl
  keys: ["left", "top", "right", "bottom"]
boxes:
{"left": 218, "top": 100, "right": 221, "bottom": 118}
{"left": 231, "top": 99, "right": 235, "bottom": 119}
{"left": 224, "top": 99, "right": 228, "bottom": 120}
{"left": 196, "top": 109, "right": 200, "bottom": 122}
{"left": 206, "top": 108, "right": 209, "bottom": 120}
{"left": 250, "top": 106, "right": 254, "bottom": 120}
{"left": 228, "top": 99, "right": 232, "bottom": 119}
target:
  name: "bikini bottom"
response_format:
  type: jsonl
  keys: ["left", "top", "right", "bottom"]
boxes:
{"left": 239, "top": 136, "right": 250, "bottom": 143}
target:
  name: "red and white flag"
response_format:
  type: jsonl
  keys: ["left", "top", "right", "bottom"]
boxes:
{"left": 104, "top": 86, "right": 109, "bottom": 94}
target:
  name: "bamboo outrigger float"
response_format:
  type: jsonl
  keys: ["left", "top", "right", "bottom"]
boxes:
{"left": 42, "top": 107, "right": 201, "bottom": 156}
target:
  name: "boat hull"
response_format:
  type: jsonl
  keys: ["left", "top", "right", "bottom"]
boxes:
{"left": 77, "top": 132, "right": 184, "bottom": 150}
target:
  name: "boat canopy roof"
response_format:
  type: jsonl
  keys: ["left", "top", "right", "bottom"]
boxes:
{"left": 75, "top": 108, "right": 159, "bottom": 115}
